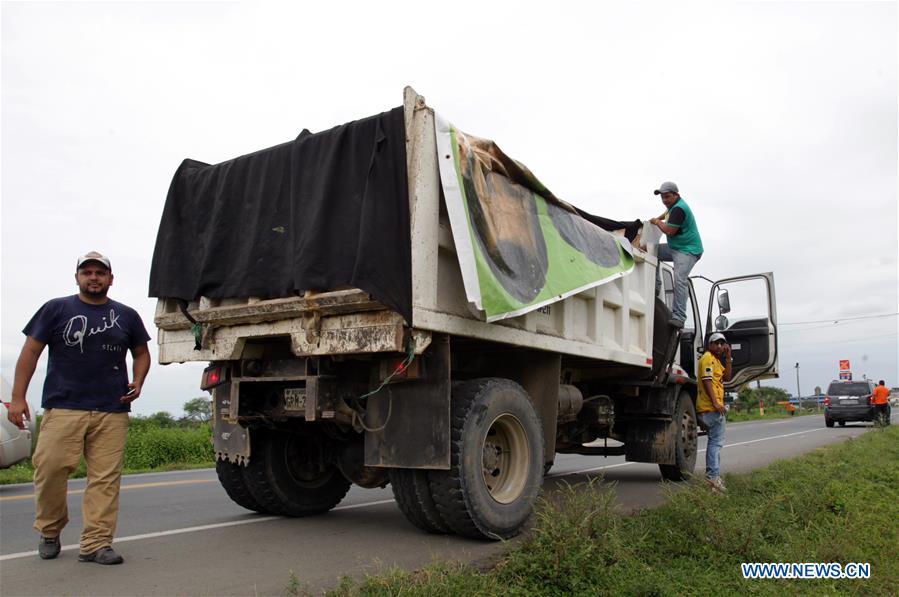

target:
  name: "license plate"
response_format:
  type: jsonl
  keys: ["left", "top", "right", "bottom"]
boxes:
{"left": 840, "top": 399, "right": 858, "bottom": 405}
{"left": 284, "top": 388, "right": 306, "bottom": 411}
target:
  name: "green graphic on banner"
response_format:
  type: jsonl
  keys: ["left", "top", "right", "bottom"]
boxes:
{"left": 435, "top": 115, "right": 634, "bottom": 322}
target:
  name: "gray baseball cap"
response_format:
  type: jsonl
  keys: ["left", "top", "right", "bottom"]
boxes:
{"left": 76, "top": 251, "right": 111, "bottom": 271}
{"left": 653, "top": 181, "right": 679, "bottom": 195}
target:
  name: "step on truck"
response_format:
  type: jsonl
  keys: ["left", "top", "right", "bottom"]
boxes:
{"left": 150, "top": 87, "right": 779, "bottom": 540}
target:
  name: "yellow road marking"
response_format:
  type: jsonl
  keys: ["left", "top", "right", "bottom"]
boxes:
{"left": 0, "top": 478, "right": 216, "bottom": 502}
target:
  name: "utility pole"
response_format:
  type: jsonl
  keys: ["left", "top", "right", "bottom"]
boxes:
{"left": 795, "top": 362, "right": 802, "bottom": 401}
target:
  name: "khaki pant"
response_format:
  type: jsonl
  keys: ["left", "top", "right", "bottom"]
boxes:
{"left": 32, "top": 408, "right": 129, "bottom": 554}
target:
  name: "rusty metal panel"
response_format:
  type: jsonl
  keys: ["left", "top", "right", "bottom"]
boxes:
{"left": 212, "top": 383, "right": 250, "bottom": 463}
{"left": 364, "top": 334, "right": 451, "bottom": 469}
{"left": 157, "top": 311, "right": 432, "bottom": 364}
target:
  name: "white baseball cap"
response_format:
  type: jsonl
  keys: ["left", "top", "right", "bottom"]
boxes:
{"left": 76, "top": 251, "right": 112, "bottom": 271}
{"left": 708, "top": 332, "right": 727, "bottom": 344}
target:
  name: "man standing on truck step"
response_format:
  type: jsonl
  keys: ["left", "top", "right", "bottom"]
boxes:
{"left": 649, "top": 181, "right": 704, "bottom": 324}
{"left": 872, "top": 380, "right": 891, "bottom": 425}
{"left": 696, "top": 332, "right": 731, "bottom": 493}
{"left": 7, "top": 251, "right": 151, "bottom": 565}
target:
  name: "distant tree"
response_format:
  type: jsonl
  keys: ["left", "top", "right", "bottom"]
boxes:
{"left": 182, "top": 397, "right": 212, "bottom": 423}
{"left": 146, "top": 411, "right": 177, "bottom": 428}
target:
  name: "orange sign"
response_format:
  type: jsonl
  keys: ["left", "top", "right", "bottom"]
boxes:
{"left": 839, "top": 360, "right": 851, "bottom": 371}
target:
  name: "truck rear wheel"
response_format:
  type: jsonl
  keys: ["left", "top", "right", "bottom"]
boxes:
{"left": 242, "top": 429, "right": 351, "bottom": 517}
{"left": 659, "top": 390, "right": 698, "bottom": 481}
{"left": 428, "top": 378, "right": 544, "bottom": 540}
{"left": 216, "top": 458, "right": 270, "bottom": 514}
{"left": 389, "top": 468, "right": 451, "bottom": 534}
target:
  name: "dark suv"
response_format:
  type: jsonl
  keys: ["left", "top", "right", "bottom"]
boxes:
{"left": 824, "top": 380, "right": 889, "bottom": 427}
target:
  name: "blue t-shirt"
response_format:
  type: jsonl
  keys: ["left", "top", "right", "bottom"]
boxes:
{"left": 23, "top": 295, "right": 151, "bottom": 413}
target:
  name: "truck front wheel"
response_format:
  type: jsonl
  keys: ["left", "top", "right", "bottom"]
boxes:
{"left": 242, "top": 429, "right": 351, "bottom": 516}
{"left": 659, "top": 390, "right": 698, "bottom": 481}
{"left": 428, "top": 378, "right": 544, "bottom": 540}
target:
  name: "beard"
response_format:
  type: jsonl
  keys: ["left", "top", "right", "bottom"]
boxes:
{"left": 80, "top": 284, "right": 109, "bottom": 298}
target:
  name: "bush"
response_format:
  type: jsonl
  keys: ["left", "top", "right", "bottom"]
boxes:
{"left": 123, "top": 423, "right": 213, "bottom": 470}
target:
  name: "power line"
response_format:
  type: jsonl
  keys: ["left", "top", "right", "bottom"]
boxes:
{"left": 780, "top": 312, "right": 898, "bottom": 326}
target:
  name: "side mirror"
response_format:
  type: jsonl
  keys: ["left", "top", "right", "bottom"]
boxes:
{"left": 717, "top": 289, "right": 731, "bottom": 314}
{"left": 715, "top": 315, "right": 729, "bottom": 331}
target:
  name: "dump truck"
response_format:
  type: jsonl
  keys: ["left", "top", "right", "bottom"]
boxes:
{"left": 150, "top": 87, "right": 779, "bottom": 540}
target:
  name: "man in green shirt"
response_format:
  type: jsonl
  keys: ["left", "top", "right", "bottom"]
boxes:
{"left": 649, "top": 181, "right": 703, "bottom": 323}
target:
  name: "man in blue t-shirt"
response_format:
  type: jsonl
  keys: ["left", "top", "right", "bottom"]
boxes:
{"left": 7, "top": 251, "right": 151, "bottom": 565}
{"left": 649, "top": 181, "right": 704, "bottom": 324}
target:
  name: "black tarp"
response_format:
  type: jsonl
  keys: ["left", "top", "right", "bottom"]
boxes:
{"left": 149, "top": 107, "right": 412, "bottom": 323}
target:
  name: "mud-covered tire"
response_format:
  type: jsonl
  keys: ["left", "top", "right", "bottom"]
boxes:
{"left": 838, "top": 421, "right": 846, "bottom": 427}
{"left": 389, "top": 468, "right": 451, "bottom": 534}
{"left": 216, "top": 458, "right": 270, "bottom": 514}
{"left": 242, "top": 429, "right": 351, "bottom": 517}
{"left": 428, "top": 378, "right": 544, "bottom": 540}
{"left": 659, "top": 390, "right": 698, "bottom": 481}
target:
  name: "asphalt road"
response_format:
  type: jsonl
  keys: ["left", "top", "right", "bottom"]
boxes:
{"left": 0, "top": 413, "right": 892, "bottom": 596}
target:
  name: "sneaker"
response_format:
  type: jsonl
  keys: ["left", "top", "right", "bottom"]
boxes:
{"left": 78, "top": 546, "right": 124, "bottom": 565}
{"left": 706, "top": 477, "right": 727, "bottom": 494}
{"left": 38, "top": 536, "right": 61, "bottom": 560}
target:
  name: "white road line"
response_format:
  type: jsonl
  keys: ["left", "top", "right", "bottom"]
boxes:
{"left": 549, "top": 426, "right": 829, "bottom": 475}
{"left": 0, "top": 499, "right": 397, "bottom": 562}
{"left": 0, "top": 424, "right": 858, "bottom": 562}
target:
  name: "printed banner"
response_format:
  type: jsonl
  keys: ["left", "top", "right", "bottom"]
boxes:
{"left": 839, "top": 359, "right": 851, "bottom": 371}
{"left": 839, "top": 371, "right": 852, "bottom": 380}
{"left": 435, "top": 114, "right": 635, "bottom": 322}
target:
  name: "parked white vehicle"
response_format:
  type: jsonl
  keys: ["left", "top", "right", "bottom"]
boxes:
{"left": 1, "top": 377, "right": 34, "bottom": 469}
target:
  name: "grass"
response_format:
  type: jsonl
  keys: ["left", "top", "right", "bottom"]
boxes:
{"left": 316, "top": 425, "right": 899, "bottom": 596}
{"left": 0, "top": 421, "right": 214, "bottom": 485}
{"left": 726, "top": 405, "right": 818, "bottom": 423}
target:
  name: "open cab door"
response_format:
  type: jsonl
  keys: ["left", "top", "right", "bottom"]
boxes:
{"left": 705, "top": 273, "right": 778, "bottom": 389}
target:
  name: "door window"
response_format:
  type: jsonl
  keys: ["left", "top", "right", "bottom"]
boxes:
{"left": 706, "top": 273, "right": 778, "bottom": 388}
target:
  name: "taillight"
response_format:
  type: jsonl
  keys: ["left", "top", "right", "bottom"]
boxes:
{"left": 2, "top": 401, "right": 10, "bottom": 409}
{"left": 824, "top": 396, "right": 830, "bottom": 407}
{"left": 201, "top": 364, "right": 229, "bottom": 391}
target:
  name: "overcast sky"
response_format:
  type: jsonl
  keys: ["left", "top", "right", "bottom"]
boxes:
{"left": 2, "top": 1, "right": 896, "bottom": 416}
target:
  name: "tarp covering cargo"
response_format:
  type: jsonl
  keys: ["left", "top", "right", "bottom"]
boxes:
{"left": 149, "top": 107, "right": 412, "bottom": 323}
{"left": 435, "top": 114, "right": 638, "bottom": 322}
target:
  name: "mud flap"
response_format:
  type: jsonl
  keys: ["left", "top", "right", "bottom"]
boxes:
{"left": 364, "top": 334, "right": 451, "bottom": 469}
{"left": 212, "top": 382, "right": 250, "bottom": 463}
{"left": 625, "top": 419, "right": 676, "bottom": 465}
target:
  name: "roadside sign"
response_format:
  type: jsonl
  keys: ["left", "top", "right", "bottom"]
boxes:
{"left": 839, "top": 359, "right": 851, "bottom": 371}
{"left": 839, "top": 371, "right": 852, "bottom": 380}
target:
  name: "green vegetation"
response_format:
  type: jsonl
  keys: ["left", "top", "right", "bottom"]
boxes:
{"left": 726, "top": 404, "right": 816, "bottom": 423}
{"left": 0, "top": 402, "right": 215, "bottom": 485}
{"left": 318, "top": 426, "right": 899, "bottom": 596}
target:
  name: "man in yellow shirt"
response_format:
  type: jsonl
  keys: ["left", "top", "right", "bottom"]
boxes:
{"left": 697, "top": 332, "right": 732, "bottom": 492}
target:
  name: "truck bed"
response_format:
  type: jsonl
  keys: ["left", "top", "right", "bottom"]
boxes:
{"left": 154, "top": 88, "right": 657, "bottom": 370}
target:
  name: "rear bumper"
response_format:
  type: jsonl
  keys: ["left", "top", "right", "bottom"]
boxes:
{"left": 825, "top": 405, "right": 880, "bottom": 422}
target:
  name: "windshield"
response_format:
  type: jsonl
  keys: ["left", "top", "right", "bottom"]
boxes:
{"left": 827, "top": 382, "right": 870, "bottom": 396}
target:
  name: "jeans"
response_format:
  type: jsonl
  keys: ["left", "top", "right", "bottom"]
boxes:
{"left": 657, "top": 244, "right": 701, "bottom": 322}
{"left": 699, "top": 411, "right": 726, "bottom": 479}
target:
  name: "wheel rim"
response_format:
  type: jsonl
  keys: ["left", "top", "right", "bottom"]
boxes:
{"left": 482, "top": 413, "right": 530, "bottom": 504}
{"left": 283, "top": 434, "right": 335, "bottom": 488}
{"left": 679, "top": 410, "right": 697, "bottom": 461}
